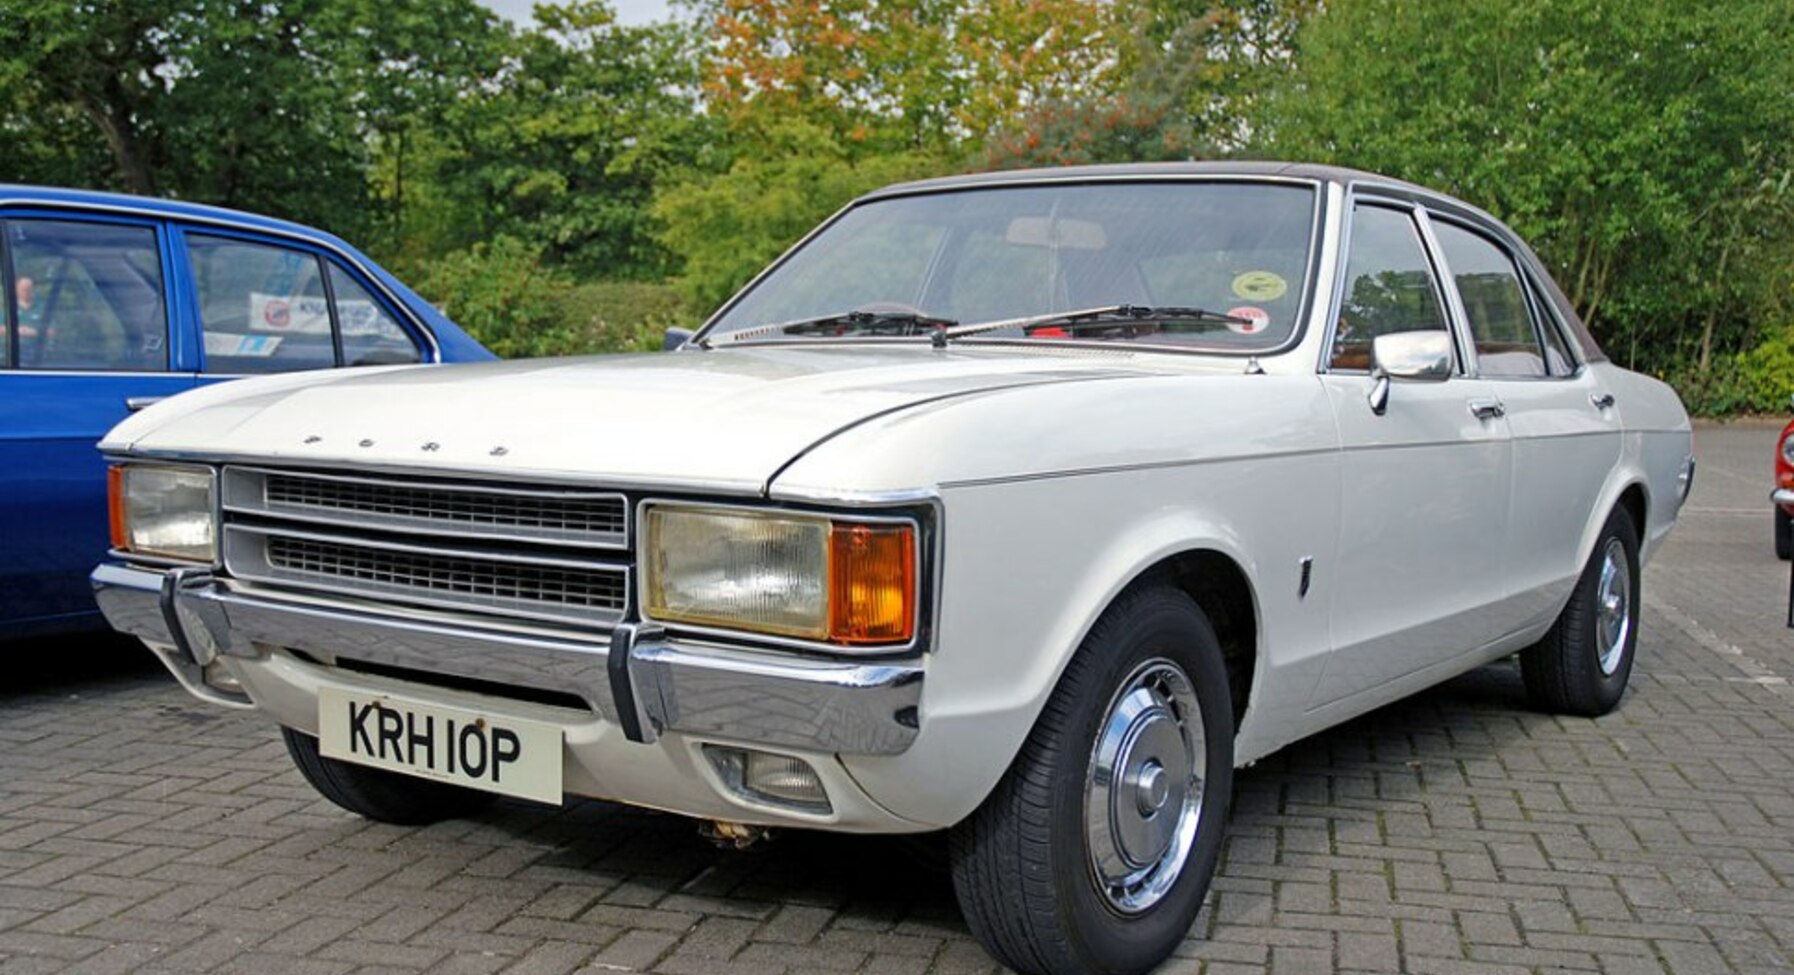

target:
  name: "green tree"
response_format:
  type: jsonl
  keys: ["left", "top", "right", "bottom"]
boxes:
{"left": 0, "top": 0, "right": 506, "bottom": 239}
{"left": 652, "top": 119, "right": 945, "bottom": 310}
{"left": 1256, "top": 0, "right": 1794, "bottom": 377}
{"left": 402, "top": 3, "right": 716, "bottom": 279}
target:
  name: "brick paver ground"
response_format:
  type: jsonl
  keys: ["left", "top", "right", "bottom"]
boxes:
{"left": 3, "top": 421, "right": 1791, "bottom": 974}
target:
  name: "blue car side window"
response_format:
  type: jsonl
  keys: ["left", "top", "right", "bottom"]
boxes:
{"left": 330, "top": 263, "right": 421, "bottom": 367}
{"left": 4, "top": 220, "right": 168, "bottom": 372}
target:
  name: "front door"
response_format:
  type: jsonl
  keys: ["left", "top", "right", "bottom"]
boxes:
{"left": 1311, "top": 201, "right": 1514, "bottom": 707}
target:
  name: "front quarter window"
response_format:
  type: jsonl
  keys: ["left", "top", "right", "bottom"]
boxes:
{"left": 704, "top": 181, "right": 1319, "bottom": 353}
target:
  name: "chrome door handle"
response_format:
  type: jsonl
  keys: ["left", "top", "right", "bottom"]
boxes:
{"left": 1590, "top": 392, "right": 1616, "bottom": 410}
{"left": 1468, "top": 398, "right": 1506, "bottom": 420}
{"left": 125, "top": 396, "right": 166, "bottom": 412}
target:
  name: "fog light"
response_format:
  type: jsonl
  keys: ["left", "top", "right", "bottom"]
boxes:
{"left": 704, "top": 745, "right": 831, "bottom": 812}
{"left": 202, "top": 661, "right": 243, "bottom": 696}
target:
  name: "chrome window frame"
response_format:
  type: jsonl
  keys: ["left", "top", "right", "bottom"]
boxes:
{"left": 1317, "top": 190, "right": 1467, "bottom": 377}
{"left": 1420, "top": 210, "right": 1574, "bottom": 383}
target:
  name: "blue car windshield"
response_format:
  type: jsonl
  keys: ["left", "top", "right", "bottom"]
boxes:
{"left": 703, "top": 181, "right": 1320, "bottom": 352}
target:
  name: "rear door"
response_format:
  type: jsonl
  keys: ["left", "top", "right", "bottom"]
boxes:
{"left": 175, "top": 228, "right": 425, "bottom": 381}
{"left": 1424, "top": 213, "right": 1620, "bottom": 634}
{"left": 0, "top": 213, "right": 195, "bottom": 634}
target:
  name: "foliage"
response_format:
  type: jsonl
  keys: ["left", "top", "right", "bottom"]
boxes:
{"left": 691, "top": 0, "right": 1136, "bottom": 152}
{"left": 652, "top": 120, "right": 948, "bottom": 310}
{"left": 558, "top": 280, "right": 703, "bottom": 353}
{"left": 1256, "top": 0, "right": 1794, "bottom": 381}
{"left": 413, "top": 235, "right": 578, "bottom": 359}
{"left": 0, "top": 0, "right": 507, "bottom": 240}
{"left": 393, "top": 3, "right": 718, "bottom": 279}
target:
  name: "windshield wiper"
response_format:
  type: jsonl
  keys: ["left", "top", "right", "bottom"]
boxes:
{"left": 940, "top": 305, "right": 1254, "bottom": 344}
{"left": 706, "top": 308, "right": 958, "bottom": 347}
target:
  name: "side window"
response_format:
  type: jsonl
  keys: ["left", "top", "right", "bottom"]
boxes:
{"left": 5, "top": 219, "right": 168, "bottom": 372}
{"left": 329, "top": 264, "right": 421, "bottom": 366}
{"left": 189, "top": 234, "right": 335, "bottom": 374}
{"left": 1329, "top": 205, "right": 1449, "bottom": 371}
{"left": 1527, "top": 275, "right": 1578, "bottom": 375}
{"left": 1431, "top": 221, "right": 1547, "bottom": 379}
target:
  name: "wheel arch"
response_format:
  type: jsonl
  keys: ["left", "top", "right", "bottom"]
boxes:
{"left": 1130, "top": 549, "right": 1259, "bottom": 737}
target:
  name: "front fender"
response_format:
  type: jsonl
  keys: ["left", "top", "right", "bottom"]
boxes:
{"left": 839, "top": 453, "right": 1337, "bottom": 828}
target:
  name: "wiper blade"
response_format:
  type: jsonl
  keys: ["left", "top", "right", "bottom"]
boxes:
{"left": 940, "top": 305, "right": 1253, "bottom": 343}
{"left": 707, "top": 308, "right": 958, "bottom": 346}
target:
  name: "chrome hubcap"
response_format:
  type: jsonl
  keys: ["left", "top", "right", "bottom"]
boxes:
{"left": 1085, "top": 659, "right": 1205, "bottom": 914}
{"left": 1596, "top": 538, "right": 1632, "bottom": 676}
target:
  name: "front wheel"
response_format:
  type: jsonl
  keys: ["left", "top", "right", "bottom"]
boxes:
{"left": 1521, "top": 508, "right": 1641, "bottom": 717}
{"left": 282, "top": 726, "right": 495, "bottom": 825}
{"left": 949, "top": 586, "right": 1234, "bottom": 975}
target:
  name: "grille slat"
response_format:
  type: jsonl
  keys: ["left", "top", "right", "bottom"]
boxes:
{"left": 264, "top": 535, "right": 625, "bottom": 613}
{"left": 221, "top": 466, "right": 632, "bottom": 627}
{"left": 264, "top": 475, "right": 625, "bottom": 539}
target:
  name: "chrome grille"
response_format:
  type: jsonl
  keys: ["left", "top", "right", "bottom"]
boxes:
{"left": 223, "top": 467, "right": 627, "bottom": 549}
{"left": 265, "top": 535, "right": 625, "bottom": 612}
{"left": 221, "top": 466, "right": 631, "bottom": 627}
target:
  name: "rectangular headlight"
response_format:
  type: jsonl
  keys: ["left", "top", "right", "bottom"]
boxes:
{"left": 643, "top": 506, "right": 916, "bottom": 646}
{"left": 108, "top": 464, "right": 217, "bottom": 563}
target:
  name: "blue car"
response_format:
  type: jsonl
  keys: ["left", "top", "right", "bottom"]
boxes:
{"left": 0, "top": 186, "right": 493, "bottom": 638}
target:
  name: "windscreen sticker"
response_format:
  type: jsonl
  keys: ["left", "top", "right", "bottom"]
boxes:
{"left": 250, "top": 292, "right": 332, "bottom": 334}
{"left": 1231, "top": 271, "right": 1288, "bottom": 302}
{"left": 204, "top": 332, "right": 284, "bottom": 357}
{"left": 1225, "top": 306, "right": 1271, "bottom": 335}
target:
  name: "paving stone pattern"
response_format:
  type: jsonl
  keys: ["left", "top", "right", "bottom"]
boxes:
{"left": 2, "top": 421, "right": 1791, "bottom": 974}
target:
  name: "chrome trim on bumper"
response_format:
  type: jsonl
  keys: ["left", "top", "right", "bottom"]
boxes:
{"left": 1773, "top": 487, "right": 1794, "bottom": 507}
{"left": 91, "top": 563, "right": 255, "bottom": 710}
{"left": 91, "top": 563, "right": 923, "bottom": 755}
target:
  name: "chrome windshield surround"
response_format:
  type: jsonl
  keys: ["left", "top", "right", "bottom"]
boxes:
{"left": 694, "top": 174, "right": 1328, "bottom": 360}
{"left": 222, "top": 466, "right": 629, "bottom": 550}
{"left": 635, "top": 497, "right": 929, "bottom": 657}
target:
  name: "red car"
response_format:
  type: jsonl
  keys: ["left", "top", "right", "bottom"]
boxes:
{"left": 1776, "top": 416, "right": 1794, "bottom": 558}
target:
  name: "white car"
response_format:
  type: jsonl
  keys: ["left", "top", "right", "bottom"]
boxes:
{"left": 94, "top": 162, "right": 1692, "bottom": 975}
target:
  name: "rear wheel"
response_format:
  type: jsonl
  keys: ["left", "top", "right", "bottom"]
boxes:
{"left": 949, "top": 586, "right": 1234, "bottom": 975}
{"left": 1775, "top": 508, "right": 1792, "bottom": 560}
{"left": 282, "top": 726, "right": 494, "bottom": 825}
{"left": 1521, "top": 509, "right": 1640, "bottom": 717}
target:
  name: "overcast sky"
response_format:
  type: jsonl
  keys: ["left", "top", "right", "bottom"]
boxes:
{"left": 474, "top": 0, "right": 675, "bottom": 26}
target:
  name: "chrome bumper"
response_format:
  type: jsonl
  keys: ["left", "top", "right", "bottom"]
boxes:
{"left": 92, "top": 563, "right": 923, "bottom": 755}
{"left": 1774, "top": 488, "right": 1794, "bottom": 507}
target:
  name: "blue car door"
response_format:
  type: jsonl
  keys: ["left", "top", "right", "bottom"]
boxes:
{"left": 0, "top": 213, "right": 195, "bottom": 636}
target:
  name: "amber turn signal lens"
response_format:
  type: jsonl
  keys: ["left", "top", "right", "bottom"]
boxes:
{"left": 828, "top": 523, "right": 916, "bottom": 644}
{"left": 106, "top": 465, "right": 127, "bottom": 550}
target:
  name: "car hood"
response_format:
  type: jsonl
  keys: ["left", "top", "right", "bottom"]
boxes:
{"left": 104, "top": 345, "right": 1170, "bottom": 494}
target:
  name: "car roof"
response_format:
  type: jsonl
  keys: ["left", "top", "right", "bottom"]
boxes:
{"left": 860, "top": 160, "right": 1439, "bottom": 201}
{"left": 0, "top": 184, "right": 352, "bottom": 248}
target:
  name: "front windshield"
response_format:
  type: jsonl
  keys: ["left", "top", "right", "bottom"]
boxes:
{"left": 704, "top": 180, "right": 1320, "bottom": 351}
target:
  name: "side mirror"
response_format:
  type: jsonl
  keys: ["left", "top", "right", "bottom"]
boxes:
{"left": 1368, "top": 330, "right": 1452, "bottom": 415}
{"left": 662, "top": 327, "right": 694, "bottom": 352}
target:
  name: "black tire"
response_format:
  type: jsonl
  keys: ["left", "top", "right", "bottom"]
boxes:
{"left": 948, "top": 586, "right": 1234, "bottom": 975}
{"left": 281, "top": 726, "right": 494, "bottom": 825}
{"left": 1520, "top": 508, "right": 1641, "bottom": 717}
{"left": 1776, "top": 508, "right": 1792, "bottom": 560}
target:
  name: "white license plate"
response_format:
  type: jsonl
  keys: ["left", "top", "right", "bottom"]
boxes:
{"left": 318, "top": 686, "right": 563, "bottom": 805}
